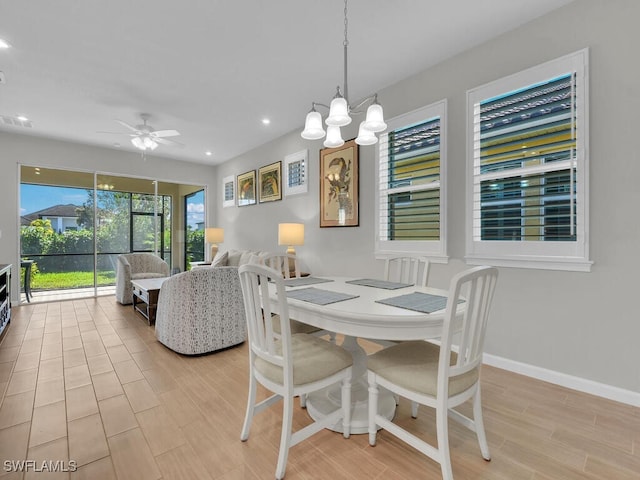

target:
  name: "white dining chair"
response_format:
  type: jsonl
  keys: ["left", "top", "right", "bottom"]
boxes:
{"left": 382, "top": 255, "right": 431, "bottom": 415}
{"left": 264, "top": 252, "right": 301, "bottom": 280}
{"left": 263, "top": 252, "right": 336, "bottom": 341}
{"left": 238, "top": 263, "right": 353, "bottom": 480}
{"left": 367, "top": 266, "right": 498, "bottom": 480}
{"left": 384, "top": 255, "right": 430, "bottom": 287}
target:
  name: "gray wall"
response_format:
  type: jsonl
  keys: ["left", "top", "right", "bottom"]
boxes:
{"left": 215, "top": 0, "right": 640, "bottom": 393}
{"left": 0, "top": 132, "right": 217, "bottom": 302}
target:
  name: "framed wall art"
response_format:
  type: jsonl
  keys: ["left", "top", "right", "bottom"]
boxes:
{"left": 237, "top": 170, "right": 256, "bottom": 206}
{"left": 284, "top": 149, "right": 308, "bottom": 196}
{"left": 319, "top": 139, "right": 359, "bottom": 227}
{"left": 222, "top": 175, "right": 235, "bottom": 207}
{"left": 258, "top": 161, "right": 282, "bottom": 203}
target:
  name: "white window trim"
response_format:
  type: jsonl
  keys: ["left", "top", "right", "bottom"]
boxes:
{"left": 375, "top": 99, "right": 448, "bottom": 263}
{"left": 283, "top": 149, "right": 308, "bottom": 196}
{"left": 465, "top": 49, "right": 592, "bottom": 272}
{"left": 222, "top": 175, "right": 235, "bottom": 208}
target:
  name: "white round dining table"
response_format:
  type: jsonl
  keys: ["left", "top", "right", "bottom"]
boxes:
{"left": 268, "top": 276, "right": 453, "bottom": 434}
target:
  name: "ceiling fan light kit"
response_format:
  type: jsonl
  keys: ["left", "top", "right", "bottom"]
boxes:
{"left": 301, "top": 0, "right": 386, "bottom": 147}
{"left": 131, "top": 135, "right": 158, "bottom": 151}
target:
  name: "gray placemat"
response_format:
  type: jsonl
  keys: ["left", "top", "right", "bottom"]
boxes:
{"left": 346, "top": 278, "right": 413, "bottom": 290}
{"left": 376, "top": 292, "right": 450, "bottom": 313}
{"left": 283, "top": 277, "right": 334, "bottom": 287}
{"left": 286, "top": 287, "right": 359, "bottom": 305}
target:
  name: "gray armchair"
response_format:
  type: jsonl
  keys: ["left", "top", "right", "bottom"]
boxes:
{"left": 154, "top": 266, "right": 247, "bottom": 355}
{"left": 116, "top": 253, "right": 170, "bottom": 305}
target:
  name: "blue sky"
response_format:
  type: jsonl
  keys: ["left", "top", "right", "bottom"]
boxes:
{"left": 21, "top": 185, "right": 205, "bottom": 228}
{"left": 21, "top": 185, "right": 88, "bottom": 216}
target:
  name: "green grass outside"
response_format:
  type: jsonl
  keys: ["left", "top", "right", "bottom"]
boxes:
{"left": 25, "top": 271, "right": 116, "bottom": 290}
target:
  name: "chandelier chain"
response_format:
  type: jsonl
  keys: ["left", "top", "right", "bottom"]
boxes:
{"left": 343, "top": 0, "right": 349, "bottom": 47}
{"left": 342, "top": 0, "right": 349, "bottom": 103}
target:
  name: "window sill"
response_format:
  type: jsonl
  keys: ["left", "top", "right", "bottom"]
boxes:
{"left": 464, "top": 254, "right": 593, "bottom": 272}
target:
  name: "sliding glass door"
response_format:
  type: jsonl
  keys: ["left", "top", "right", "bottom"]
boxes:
{"left": 20, "top": 166, "right": 204, "bottom": 302}
{"left": 184, "top": 189, "right": 205, "bottom": 269}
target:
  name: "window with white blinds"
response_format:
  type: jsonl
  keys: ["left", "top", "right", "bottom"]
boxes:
{"left": 376, "top": 100, "right": 447, "bottom": 260}
{"left": 466, "top": 49, "right": 591, "bottom": 271}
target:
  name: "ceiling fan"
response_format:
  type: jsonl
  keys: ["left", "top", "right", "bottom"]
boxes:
{"left": 99, "top": 113, "right": 182, "bottom": 151}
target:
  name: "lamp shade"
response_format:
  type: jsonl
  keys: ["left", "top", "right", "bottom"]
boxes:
{"left": 205, "top": 227, "right": 224, "bottom": 244}
{"left": 278, "top": 223, "right": 304, "bottom": 247}
{"left": 301, "top": 111, "right": 326, "bottom": 140}
{"left": 355, "top": 122, "right": 377, "bottom": 146}
{"left": 325, "top": 97, "right": 351, "bottom": 127}
{"left": 362, "top": 103, "right": 387, "bottom": 133}
{"left": 323, "top": 125, "right": 345, "bottom": 148}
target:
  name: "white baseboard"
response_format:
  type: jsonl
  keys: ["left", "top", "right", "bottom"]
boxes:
{"left": 483, "top": 353, "right": 640, "bottom": 407}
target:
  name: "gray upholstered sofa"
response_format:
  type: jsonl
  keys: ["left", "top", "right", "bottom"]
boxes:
{"left": 211, "top": 249, "right": 270, "bottom": 268}
{"left": 116, "top": 253, "right": 170, "bottom": 305}
{"left": 154, "top": 266, "right": 247, "bottom": 355}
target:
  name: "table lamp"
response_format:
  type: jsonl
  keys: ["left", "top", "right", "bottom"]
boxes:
{"left": 278, "top": 223, "right": 304, "bottom": 255}
{"left": 205, "top": 227, "right": 224, "bottom": 261}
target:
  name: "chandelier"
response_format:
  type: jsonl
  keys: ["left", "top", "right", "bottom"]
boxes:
{"left": 301, "top": 0, "right": 386, "bottom": 147}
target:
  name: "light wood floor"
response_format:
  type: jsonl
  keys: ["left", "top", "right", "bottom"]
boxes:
{"left": 0, "top": 297, "right": 639, "bottom": 479}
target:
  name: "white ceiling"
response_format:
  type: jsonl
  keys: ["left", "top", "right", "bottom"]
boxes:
{"left": 0, "top": 0, "right": 574, "bottom": 165}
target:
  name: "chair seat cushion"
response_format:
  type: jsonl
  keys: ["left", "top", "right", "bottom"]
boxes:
{"left": 255, "top": 334, "right": 352, "bottom": 386}
{"left": 271, "top": 314, "right": 322, "bottom": 335}
{"left": 367, "top": 340, "right": 478, "bottom": 397}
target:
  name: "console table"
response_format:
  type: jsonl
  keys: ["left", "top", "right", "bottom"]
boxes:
{"left": 131, "top": 277, "right": 168, "bottom": 325}
{"left": 0, "top": 264, "right": 12, "bottom": 342}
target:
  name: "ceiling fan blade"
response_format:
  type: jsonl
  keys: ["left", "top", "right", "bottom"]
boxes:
{"left": 116, "top": 120, "right": 141, "bottom": 133}
{"left": 97, "top": 130, "right": 136, "bottom": 135}
{"left": 151, "top": 129, "right": 180, "bottom": 138}
{"left": 155, "top": 137, "right": 184, "bottom": 147}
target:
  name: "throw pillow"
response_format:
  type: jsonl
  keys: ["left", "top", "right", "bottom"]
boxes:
{"left": 212, "top": 251, "right": 229, "bottom": 267}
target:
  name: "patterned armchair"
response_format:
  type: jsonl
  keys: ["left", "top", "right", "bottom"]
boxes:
{"left": 116, "top": 253, "right": 170, "bottom": 305}
{"left": 154, "top": 266, "right": 247, "bottom": 355}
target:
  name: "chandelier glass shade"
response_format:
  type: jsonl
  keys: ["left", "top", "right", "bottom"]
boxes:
{"left": 301, "top": 0, "right": 386, "bottom": 147}
{"left": 301, "top": 109, "right": 325, "bottom": 140}
{"left": 324, "top": 125, "right": 345, "bottom": 148}
{"left": 326, "top": 95, "right": 351, "bottom": 127}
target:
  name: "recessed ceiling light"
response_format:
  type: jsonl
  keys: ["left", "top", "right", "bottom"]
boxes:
{"left": 205, "top": 151, "right": 212, "bottom": 156}
{"left": 0, "top": 39, "right": 10, "bottom": 49}
{"left": 16, "top": 115, "right": 29, "bottom": 122}
{"left": 262, "top": 118, "right": 271, "bottom": 125}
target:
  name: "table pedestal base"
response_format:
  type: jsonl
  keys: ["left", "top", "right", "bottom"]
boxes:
{"left": 306, "top": 379, "right": 395, "bottom": 434}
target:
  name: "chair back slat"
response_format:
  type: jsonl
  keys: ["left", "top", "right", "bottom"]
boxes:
{"left": 264, "top": 253, "right": 301, "bottom": 280}
{"left": 440, "top": 266, "right": 498, "bottom": 392}
{"left": 239, "top": 263, "right": 292, "bottom": 370}
{"left": 384, "top": 256, "right": 430, "bottom": 286}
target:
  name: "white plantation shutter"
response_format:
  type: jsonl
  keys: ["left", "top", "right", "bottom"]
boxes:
{"left": 466, "top": 49, "right": 591, "bottom": 271}
{"left": 376, "top": 100, "right": 447, "bottom": 260}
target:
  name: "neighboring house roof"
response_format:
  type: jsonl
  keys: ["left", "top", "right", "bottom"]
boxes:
{"left": 21, "top": 204, "right": 81, "bottom": 226}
